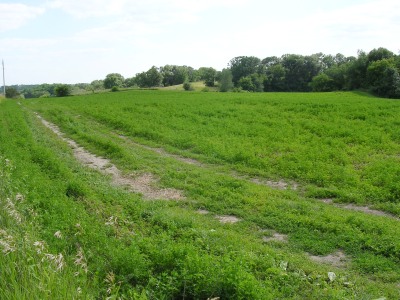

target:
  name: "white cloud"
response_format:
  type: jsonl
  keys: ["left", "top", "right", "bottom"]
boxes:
{"left": 48, "top": 0, "right": 128, "bottom": 18}
{"left": 231, "top": 0, "right": 400, "bottom": 57}
{"left": 48, "top": 0, "right": 243, "bottom": 19}
{"left": 0, "top": 3, "right": 45, "bottom": 32}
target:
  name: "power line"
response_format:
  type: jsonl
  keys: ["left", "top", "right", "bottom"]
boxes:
{"left": 2, "top": 59, "right": 5, "bottom": 96}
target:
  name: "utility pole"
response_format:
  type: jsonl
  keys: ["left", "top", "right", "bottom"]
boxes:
{"left": 2, "top": 59, "right": 5, "bottom": 97}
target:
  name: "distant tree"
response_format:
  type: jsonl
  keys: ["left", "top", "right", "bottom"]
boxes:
{"left": 136, "top": 66, "right": 163, "bottom": 88}
{"left": 367, "top": 47, "right": 395, "bottom": 64}
{"left": 262, "top": 56, "right": 281, "bottom": 68}
{"left": 186, "top": 66, "right": 197, "bottom": 82}
{"left": 160, "top": 65, "right": 188, "bottom": 86}
{"left": 5, "top": 87, "right": 20, "bottom": 98}
{"left": 264, "top": 64, "right": 286, "bottom": 91}
{"left": 197, "top": 67, "right": 217, "bottom": 87}
{"left": 325, "top": 64, "right": 349, "bottom": 90}
{"left": 346, "top": 50, "right": 368, "bottom": 90}
{"left": 218, "top": 69, "right": 234, "bottom": 92}
{"left": 367, "top": 58, "right": 400, "bottom": 98}
{"left": 383, "top": 67, "right": 400, "bottom": 98}
{"left": 319, "top": 54, "right": 336, "bottom": 70}
{"left": 238, "top": 74, "right": 264, "bottom": 92}
{"left": 104, "top": 73, "right": 124, "bottom": 89}
{"left": 55, "top": 84, "right": 71, "bottom": 97}
{"left": 280, "top": 54, "right": 321, "bottom": 91}
{"left": 310, "top": 74, "right": 335, "bottom": 92}
{"left": 229, "top": 56, "right": 262, "bottom": 86}
{"left": 124, "top": 77, "right": 136, "bottom": 88}
{"left": 90, "top": 80, "right": 104, "bottom": 91}
{"left": 238, "top": 76, "right": 254, "bottom": 91}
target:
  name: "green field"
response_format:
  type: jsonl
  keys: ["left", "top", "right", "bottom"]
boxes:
{"left": 1, "top": 91, "right": 400, "bottom": 299}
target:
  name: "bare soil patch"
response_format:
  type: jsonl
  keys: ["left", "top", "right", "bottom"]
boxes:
{"left": 249, "top": 177, "right": 298, "bottom": 190}
{"left": 309, "top": 250, "right": 348, "bottom": 268}
{"left": 37, "top": 114, "right": 184, "bottom": 200}
{"left": 319, "top": 198, "right": 398, "bottom": 220}
{"left": 196, "top": 209, "right": 210, "bottom": 215}
{"left": 262, "top": 232, "right": 288, "bottom": 243}
{"left": 342, "top": 203, "right": 397, "bottom": 218}
{"left": 216, "top": 215, "right": 241, "bottom": 224}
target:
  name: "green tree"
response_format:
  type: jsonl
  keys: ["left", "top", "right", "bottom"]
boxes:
{"left": 218, "top": 69, "right": 234, "bottom": 92}
{"left": 367, "top": 47, "right": 394, "bottom": 64}
{"left": 346, "top": 50, "right": 368, "bottom": 89}
{"left": 136, "top": 66, "right": 163, "bottom": 88}
{"left": 55, "top": 84, "right": 71, "bottom": 97}
{"left": 104, "top": 73, "right": 125, "bottom": 89}
{"left": 325, "top": 64, "right": 349, "bottom": 90}
{"left": 238, "top": 76, "right": 254, "bottom": 91}
{"left": 367, "top": 58, "right": 400, "bottom": 98}
{"left": 309, "top": 74, "right": 335, "bottom": 92}
{"left": 238, "top": 74, "right": 265, "bottom": 92}
{"left": 5, "top": 87, "right": 20, "bottom": 98}
{"left": 229, "top": 56, "right": 262, "bottom": 86}
{"left": 198, "top": 67, "right": 217, "bottom": 87}
{"left": 124, "top": 77, "right": 136, "bottom": 88}
{"left": 280, "top": 54, "right": 321, "bottom": 91}
{"left": 90, "top": 80, "right": 104, "bottom": 90}
{"left": 162, "top": 65, "right": 189, "bottom": 86}
{"left": 264, "top": 64, "right": 286, "bottom": 91}
{"left": 262, "top": 56, "right": 281, "bottom": 68}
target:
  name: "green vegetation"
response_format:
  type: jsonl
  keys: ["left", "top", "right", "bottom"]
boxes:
{"left": 9, "top": 47, "right": 400, "bottom": 99}
{"left": 1, "top": 91, "right": 400, "bottom": 299}
{"left": 55, "top": 84, "right": 71, "bottom": 97}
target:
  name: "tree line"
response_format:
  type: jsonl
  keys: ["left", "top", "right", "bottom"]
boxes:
{"left": 100, "top": 47, "right": 400, "bottom": 98}
{"left": 4, "top": 47, "right": 400, "bottom": 98}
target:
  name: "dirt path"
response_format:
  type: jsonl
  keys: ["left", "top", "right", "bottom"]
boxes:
{"left": 320, "top": 198, "right": 399, "bottom": 220}
{"left": 36, "top": 113, "right": 398, "bottom": 220}
{"left": 118, "top": 133, "right": 298, "bottom": 191}
{"left": 36, "top": 114, "right": 184, "bottom": 200}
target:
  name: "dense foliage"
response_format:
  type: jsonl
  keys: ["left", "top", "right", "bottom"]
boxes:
{"left": 228, "top": 48, "right": 400, "bottom": 98}
{"left": 55, "top": 84, "right": 71, "bottom": 97}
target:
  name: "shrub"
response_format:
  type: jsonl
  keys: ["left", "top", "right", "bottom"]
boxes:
{"left": 5, "top": 87, "right": 20, "bottom": 98}
{"left": 111, "top": 86, "right": 119, "bottom": 92}
{"left": 55, "top": 84, "right": 71, "bottom": 97}
{"left": 183, "top": 82, "right": 192, "bottom": 91}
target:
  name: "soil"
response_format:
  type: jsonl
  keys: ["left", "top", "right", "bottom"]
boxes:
{"left": 37, "top": 114, "right": 184, "bottom": 200}
{"left": 308, "top": 250, "right": 348, "bottom": 268}
{"left": 216, "top": 215, "right": 241, "bottom": 224}
{"left": 263, "top": 233, "right": 288, "bottom": 243}
{"left": 250, "top": 178, "right": 298, "bottom": 190}
{"left": 320, "top": 198, "right": 398, "bottom": 220}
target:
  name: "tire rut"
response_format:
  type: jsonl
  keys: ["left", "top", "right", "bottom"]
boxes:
{"left": 36, "top": 114, "right": 184, "bottom": 201}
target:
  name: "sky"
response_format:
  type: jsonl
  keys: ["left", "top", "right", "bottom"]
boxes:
{"left": 1, "top": 0, "right": 399, "bottom": 85}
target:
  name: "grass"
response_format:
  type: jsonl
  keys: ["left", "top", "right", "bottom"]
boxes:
{"left": 159, "top": 81, "right": 218, "bottom": 92}
{"left": 1, "top": 91, "right": 400, "bottom": 299}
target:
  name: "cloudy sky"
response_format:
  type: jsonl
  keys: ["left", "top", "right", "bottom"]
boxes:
{"left": 1, "top": 0, "right": 399, "bottom": 85}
